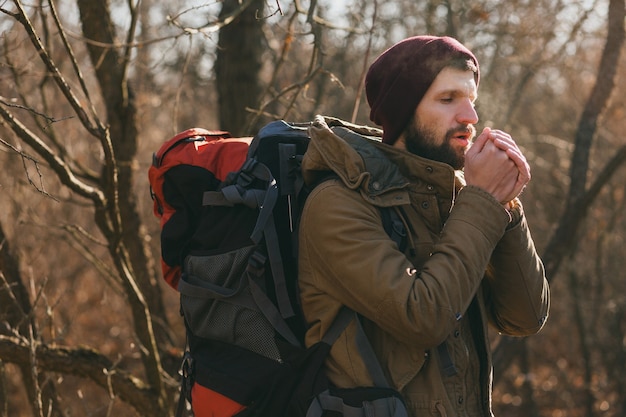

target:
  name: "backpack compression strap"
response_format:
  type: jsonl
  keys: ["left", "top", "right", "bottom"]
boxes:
{"left": 202, "top": 158, "right": 296, "bottom": 328}
{"left": 320, "top": 308, "right": 395, "bottom": 388}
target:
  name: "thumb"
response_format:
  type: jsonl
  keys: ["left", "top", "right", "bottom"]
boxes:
{"left": 468, "top": 127, "right": 491, "bottom": 153}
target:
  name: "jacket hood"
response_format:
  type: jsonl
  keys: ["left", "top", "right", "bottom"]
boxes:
{"left": 302, "top": 116, "right": 460, "bottom": 208}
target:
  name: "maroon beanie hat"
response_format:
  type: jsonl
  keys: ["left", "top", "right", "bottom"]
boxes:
{"left": 365, "top": 36, "right": 480, "bottom": 144}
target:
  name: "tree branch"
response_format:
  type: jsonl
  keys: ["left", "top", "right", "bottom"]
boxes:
{"left": 0, "top": 104, "right": 105, "bottom": 204}
{"left": 350, "top": 0, "right": 376, "bottom": 123}
{"left": 8, "top": 0, "right": 104, "bottom": 138}
{"left": 565, "top": 0, "right": 625, "bottom": 204}
{"left": 46, "top": 0, "right": 102, "bottom": 128}
{"left": 0, "top": 335, "right": 163, "bottom": 417}
{"left": 167, "top": 0, "right": 257, "bottom": 34}
{"left": 541, "top": 0, "right": 626, "bottom": 279}
{"left": 74, "top": 2, "right": 169, "bottom": 407}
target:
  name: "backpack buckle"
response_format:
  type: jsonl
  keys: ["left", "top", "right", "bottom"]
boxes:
{"left": 179, "top": 351, "right": 194, "bottom": 379}
{"left": 179, "top": 352, "right": 195, "bottom": 402}
{"left": 237, "top": 159, "right": 259, "bottom": 187}
{"left": 237, "top": 171, "right": 254, "bottom": 187}
{"left": 249, "top": 251, "right": 266, "bottom": 268}
{"left": 247, "top": 251, "right": 267, "bottom": 278}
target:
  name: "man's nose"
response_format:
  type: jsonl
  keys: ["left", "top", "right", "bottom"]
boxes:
{"left": 457, "top": 100, "right": 479, "bottom": 125}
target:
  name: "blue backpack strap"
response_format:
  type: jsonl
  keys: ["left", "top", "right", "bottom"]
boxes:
{"left": 437, "top": 341, "right": 458, "bottom": 377}
{"left": 379, "top": 207, "right": 457, "bottom": 377}
{"left": 202, "top": 156, "right": 294, "bottom": 316}
{"left": 322, "top": 307, "right": 392, "bottom": 388}
{"left": 353, "top": 312, "right": 393, "bottom": 388}
{"left": 202, "top": 159, "right": 278, "bottom": 245}
{"left": 380, "top": 207, "right": 407, "bottom": 252}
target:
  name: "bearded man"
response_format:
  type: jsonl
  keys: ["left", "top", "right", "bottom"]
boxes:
{"left": 298, "top": 35, "right": 550, "bottom": 417}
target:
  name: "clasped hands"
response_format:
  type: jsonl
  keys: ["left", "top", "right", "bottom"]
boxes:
{"left": 464, "top": 127, "right": 530, "bottom": 206}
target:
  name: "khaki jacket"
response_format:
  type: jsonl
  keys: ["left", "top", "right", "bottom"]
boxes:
{"left": 298, "top": 118, "right": 550, "bottom": 417}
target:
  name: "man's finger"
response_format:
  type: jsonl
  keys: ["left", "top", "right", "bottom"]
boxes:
{"left": 469, "top": 127, "right": 491, "bottom": 153}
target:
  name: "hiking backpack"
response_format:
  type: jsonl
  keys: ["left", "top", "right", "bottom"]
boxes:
{"left": 149, "top": 127, "right": 252, "bottom": 290}
{"left": 149, "top": 118, "right": 410, "bottom": 417}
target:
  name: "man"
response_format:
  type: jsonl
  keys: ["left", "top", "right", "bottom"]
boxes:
{"left": 298, "top": 36, "right": 550, "bottom": 416}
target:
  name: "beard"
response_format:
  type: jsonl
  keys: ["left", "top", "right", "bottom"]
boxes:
{"left": 403, "top": 119, "right": 474, "bottom": 170}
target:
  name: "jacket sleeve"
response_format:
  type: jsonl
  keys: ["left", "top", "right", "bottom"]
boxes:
{"left": 482, "top": 201, "right": 550, "bottom": 336}
{"left": 299, "top": 180, "right": 545, "bottom": 349}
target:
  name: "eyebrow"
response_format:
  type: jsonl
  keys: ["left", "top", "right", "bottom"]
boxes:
{"left": 435, "top": 89, "right": 477, "bottom": 101}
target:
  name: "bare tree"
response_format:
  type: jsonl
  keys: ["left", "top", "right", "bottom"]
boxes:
{"left": 492, "top": 0, "right": 625, "bottom": 415}
{"left": 0, "top": 0, "right": 169, "bottom": 414}
{"left": 75, "top": 0, "right": 173, "bottom": 352}
{"left": 215, "top": 0, "right": 266, "bottom": 135}
{"left": 0, "top": 0, "right": 282, "bottom": 413}
{"left": 541, "top": 0, "right": 626, "bottom": 276}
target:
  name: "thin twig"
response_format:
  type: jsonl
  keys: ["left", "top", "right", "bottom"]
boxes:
{"left": 0, "top": 97, "right": 73, "bottom": 125}
{"left": 172, "top": 35, "right": 194, "bottom": 134}
{"left": 247, "top": 10, "right": 299, "bottom": 130}
{"left": 58, "top": 223, "right": 124, "bottom": 295}
{"left": 0, "top": 105, "right": 105, "bottom": 203}
{"left": 351, "top": 0, "right": 377, "bottom": 123}
{"left": 121, "top": 0, "right": 141, "bottom": 107}
{"left": 0, "top": 135, "right": 59, "bottom": 200}
{"left": 10, "top": 0, "right": 102, "bottom": 138}
{"left": 168, "top": 0, "right": 257, "bottom": 34}
{"left": 47, "top": 0, "right": 101, "bottom": 127}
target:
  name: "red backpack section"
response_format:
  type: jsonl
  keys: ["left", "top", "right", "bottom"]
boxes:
{"left": 148, "top": 128, "right": 252, "bottom": 289}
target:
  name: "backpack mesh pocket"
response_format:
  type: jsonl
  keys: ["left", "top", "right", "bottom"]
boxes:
{"left": 180, "top": 246, "right": 282, "bottom": 361}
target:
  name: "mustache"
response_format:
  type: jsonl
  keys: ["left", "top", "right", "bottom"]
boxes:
{"left": 447, "top": 125, "right": 476, "bottom": 141}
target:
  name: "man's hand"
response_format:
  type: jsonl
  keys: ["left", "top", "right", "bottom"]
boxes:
{"left": 464, "top": 127, "right": 531, "bottom": 204}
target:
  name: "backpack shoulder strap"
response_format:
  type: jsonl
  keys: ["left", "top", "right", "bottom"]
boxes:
{"left": 380, "top": 207, "right": 457, "bottom": 377}
{"left": 320, "top": 307, "right": 392, "bottom": 389}
{"left": 379, "top": 207, "right": 407, "bottom": 252}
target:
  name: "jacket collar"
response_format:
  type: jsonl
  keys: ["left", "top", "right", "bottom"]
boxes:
{"left": 303, "top": 118, "right": 461, "bottom": 208}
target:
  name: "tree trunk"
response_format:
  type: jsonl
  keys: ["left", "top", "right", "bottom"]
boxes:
{"left": 215, "top": 0, "right": 266, "bottom": 135}
{"left": 540, "top": 0, "right": 625, "bottom": 280}
{"left": 493, "top": 0, "right": 626, "bottom": 377}
{"left": 75, "top": 0, "right": 171, "bottom": 351}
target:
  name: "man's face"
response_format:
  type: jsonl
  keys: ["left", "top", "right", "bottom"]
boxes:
{"left": 399, "top": 67, "right": 478, "bottom": 169}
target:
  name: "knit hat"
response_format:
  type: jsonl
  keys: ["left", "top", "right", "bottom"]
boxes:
{"left": 365, "top": 36, "right": 480, "bottom": 144}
